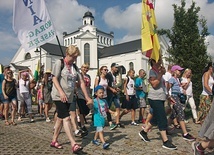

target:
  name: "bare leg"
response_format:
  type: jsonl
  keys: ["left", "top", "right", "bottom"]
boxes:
{"left": 94, "top": 132, "right": 99, "bottom": 140}
{"left": 63, "top": 117, "right": 76, "bottom": 147}
{"left": 4, "top": 104, "right": 9, "bottom": 123}
{"left": 98, "top": 131, "right": 106, "bottom": 144}
{"left": 160, "top": 130, "right": 168, "bottom": 142}
{"left": 131, "top": 109, "right": 136, "bottom": 122}
{"left": 69, "top": 111, "right": 78, "bottom": 131}
{"left": 52, "top": 117, "right": 63, "bottom": 142}
{"left": 179, "top": 121, "right": 188, "bottom": 134}
{"left": 119, "top": 109, "right": 129, "bottom": 120}
{"left": 115, "top": 108, "right": 120, "bottom": 124}
{"left": 11, "top": 100, "right": 17, "bottom": 122}
{"left": 145, "top": 113, "right": 153, "bottom": 125}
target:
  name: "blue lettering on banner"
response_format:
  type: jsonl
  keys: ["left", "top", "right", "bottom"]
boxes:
{"left": 27, "top": 29, "right": 55, "bottom": 48}
{"left": 22, "top": 0, "right": 42, "bottom": 26}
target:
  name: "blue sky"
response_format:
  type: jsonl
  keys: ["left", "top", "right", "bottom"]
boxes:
{"left": 0, "top": 0, "right": 214, "bottom": 65}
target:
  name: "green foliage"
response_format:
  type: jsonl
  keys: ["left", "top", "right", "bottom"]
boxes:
{"left": 158, "top": 0, "right": 210, "bottom": 104}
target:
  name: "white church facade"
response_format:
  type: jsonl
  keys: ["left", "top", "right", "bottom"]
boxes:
{"left": 10, "top": 11, "right": 169, "bottom": 87}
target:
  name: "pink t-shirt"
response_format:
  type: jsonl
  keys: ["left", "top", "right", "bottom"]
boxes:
{"left": 37, "top": 89, "right": 42, "bottom": 100}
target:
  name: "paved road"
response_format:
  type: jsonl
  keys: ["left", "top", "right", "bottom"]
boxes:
{"left": 0, "top": 105, "right": 213, "bottom": 155}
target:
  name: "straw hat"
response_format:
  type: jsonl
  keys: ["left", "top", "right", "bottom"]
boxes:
{"left": 45, "top": 69, "right": 52, "bottom": 73}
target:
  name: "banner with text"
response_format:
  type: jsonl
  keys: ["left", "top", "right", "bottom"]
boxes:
{"left": 13, "top": 0, "right": 55, "bottom": 51}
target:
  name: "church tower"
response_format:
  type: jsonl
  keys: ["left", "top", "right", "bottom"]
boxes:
{"left": 82, "top": 11, "right": 94, "bottom": 26}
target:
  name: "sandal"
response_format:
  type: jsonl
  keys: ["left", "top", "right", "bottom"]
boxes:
{"left": 5, "top": 121, "right": 10, "bottom": 126}
{"left": 50, "top": 141, "right": 63, "bottom": 149}
{"left": 72, "top": 144, "right": 83, "bottom": 153}
{"left": 11, "top": 122, "right": 17, "bottom": 126}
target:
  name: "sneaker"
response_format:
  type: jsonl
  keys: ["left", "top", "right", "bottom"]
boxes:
{"left": 30, "top": 119, "right": 34, "bottom": 123}
{"left": 183, "top": 133, "right": 196, "bottom": 141}
{"left": 116, "top": 123, "right": 125, "bottom": 128}
{"left": 184, "top": 120, "right": 189, "bottom": 124}
{"left": 162, "top": 140, "right": 177, "bottom": 150}
{"left": 75, "top": 130, "right": 82, "bottom": 137}
{"left": 81, "top": 126, "right": 88, "bottom": 133}
{"left": 46, "top": 117, "right": 51, "bottom": 122}
{"left": 103, "top": 142, "right": 110, "bottom": 149}
{"left": 110, "top": 124, "right": 117, "bottom": 130}
{"left": 192, "top": 142, "right": 205, "bottom": 155}
{"left": 138, "top": 130, "right": 150, "bottom": 142}
{"left": 131, "top": 122, "right": 139, "bottom": 126}
{"left": 92, "top": 140, "right": 100, "bottom": 146}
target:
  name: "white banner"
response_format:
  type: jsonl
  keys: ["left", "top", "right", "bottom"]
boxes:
{"left": 13, "top": 0, "right": 55, "bottom": 51}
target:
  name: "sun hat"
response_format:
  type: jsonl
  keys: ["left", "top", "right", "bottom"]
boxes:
{"left": 45, "top": 69, "right": 52, "bottom": 73}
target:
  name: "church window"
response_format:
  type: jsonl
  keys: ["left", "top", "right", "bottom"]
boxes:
{"left": 68, "top": 39, "right": 70, "bottom": 45}
{"left": 129, "top": 62, "right": 134, "bottom": 70}
{"left": 65, "top": 39, "right": 67, "bottom": 46}
{"left": 84, "top": 43, "right": 90, "bottom": 64}
{"left": 25, "top": 53, "right": 31, "bottom": 60}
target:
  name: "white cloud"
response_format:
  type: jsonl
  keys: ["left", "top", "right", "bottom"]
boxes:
{"left": 103, "top": 3, "right": 141, "bottom": 37}
{"left": 0, "top": 31, "right": 20, "bottom": 64}
{"left": 0, "top": 0, "right": 13, "bottom": 11}
{"left": 45, "top": 0, "right": 94, "bottom": 44}
{"left": 206, "top": 35, "right": 214, "bottom": 58}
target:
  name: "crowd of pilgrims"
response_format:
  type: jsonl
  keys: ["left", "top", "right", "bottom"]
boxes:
{"left": 0, "top": 45, "right": 213, "bottom": 154}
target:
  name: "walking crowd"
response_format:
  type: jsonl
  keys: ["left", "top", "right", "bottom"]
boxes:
{"left": 0, "top": 45, "right": 214, "bottom": 154}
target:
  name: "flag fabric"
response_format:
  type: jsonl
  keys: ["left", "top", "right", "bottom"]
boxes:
{"left": 13, "top": 0, "right": 55, "bottom": 51}
{"left": 141, "top": 0, "right": 160, "bottom": 62}
{"left": 34, "top": 60, "right": 40, "bottom": 82}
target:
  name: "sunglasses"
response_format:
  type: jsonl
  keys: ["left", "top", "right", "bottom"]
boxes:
{"left": 103, "top": 69, "right": 108, "bottom": 72}
{"left": 7, "top": 72, "right": 12, "bottom": 74}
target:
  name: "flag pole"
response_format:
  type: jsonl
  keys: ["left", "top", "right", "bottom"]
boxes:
{"left": 56, "top": 35, "right": 65, "bottom": 58}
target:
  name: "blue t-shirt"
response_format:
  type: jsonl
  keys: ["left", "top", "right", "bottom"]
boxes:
{"left": 135, "top": 77, "right": 146, "bottom": 98}
{"left": 0, "top": 74, "right": 4, "bottom": 94}
{"left": 168, "top": 77, "right": 181, "bottom": 93}
{"left": 93, "top": 98, "right": 108, "bottom": 127}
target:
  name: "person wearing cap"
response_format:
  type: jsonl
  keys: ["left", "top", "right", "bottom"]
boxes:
{"left": 41, "top": 69, "right": 53, "bottom": 122}
{"left": 106, "top": 63, "right": 124, "bottom": 128}
{"left": 92, "top": 85, "right": 110, "bottom": 149}
{"left": 168, "top": 65, "right": 196, "bottom": 141}
{"left": 0, "top": 65, "right": 11, "bottom": 120}
{"left": 94, "top": 66, "right": 117, "bottom": 130}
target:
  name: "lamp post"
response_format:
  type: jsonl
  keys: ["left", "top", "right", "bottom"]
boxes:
{"left": 35, "top": 47, "right": 42, "bottom": 80}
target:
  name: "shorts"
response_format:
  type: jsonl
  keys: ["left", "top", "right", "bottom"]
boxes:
{"left": 122, "top": 95, "right": 138, "bottom": 110}
{"left": 138, "top": 97, "right": 146, "bottom": 108}
{"left": 77, "top": 98, "right": 90, "bottom": 115}
{"left": 39, "top": 99, "right": 44, "bottom": 106}
{"left": 107, "top": 95, "right": 121, "bottom": 108}
{"left": 96, "top": 126, "right": 104, "bottom": 132}
{"left": 2, "top": 95, "right": 17, "bottom": 104}
{"left": 54, "top": 101, "right": 70, "bottom": 119}
{"left": 69, "top": 96, "right": 77, "bottom": 112}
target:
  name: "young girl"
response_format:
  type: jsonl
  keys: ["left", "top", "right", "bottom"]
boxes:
{"left": 120, "top": 69, "right": 139, "bottom": 125}
{"left": 37, "top": 84, "right": 44, "bottom": 117}
{"left": 92, "top": 85, "right": 110, "bottom": 149}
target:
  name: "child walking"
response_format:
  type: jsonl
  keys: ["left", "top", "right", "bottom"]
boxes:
{"left": 37, "top": 84, "right": 44, "bottom": 117}
{"left": 92, "top": 85, "right": 110, "bottom": 149}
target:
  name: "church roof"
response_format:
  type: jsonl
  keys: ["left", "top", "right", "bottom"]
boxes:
{"left": 10, "top": 63, "right": 29, "bottom": 71}
{"left": 40, "top": 43, "right": 66, "bottom": 57}
{"left": 98, "top": 39, "right": 141, "bottom": 58}
{"left": 83, "top": 11, "right": 94, "bottom": 18}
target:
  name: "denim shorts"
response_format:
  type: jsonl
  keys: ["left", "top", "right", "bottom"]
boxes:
{"left": 96, "top": 126, "right": 103, "bottom": 132}
{"left": 2, "top": 95, "right": 17, "bottom": 104}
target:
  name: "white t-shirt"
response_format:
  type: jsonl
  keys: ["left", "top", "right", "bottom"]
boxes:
{"left": 125, "top": 76, "right": 135, "bottom": 95}
{"left": 163, "top": 71, "right": 172, "bottom": 95}
{"left": 19, "top": 79, "right": 30, "bottom": 93}
{"left": 98, "top": 77, "right": 108, "bottom": 98}
{"left": 181, "top": 77, "right": 193, "bottom": 96}
{"left": 202, "top": 75, "right": 214, "bottom": 95}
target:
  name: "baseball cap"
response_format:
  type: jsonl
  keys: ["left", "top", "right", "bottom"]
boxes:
{"left": 171, "top": 65, "right": 184, "bottom": 72}
{"left": 111, "top": 63, "right": 119, "bottom": 68}
{"left": 94, "top": 85, "right": 104, "bottom": 92}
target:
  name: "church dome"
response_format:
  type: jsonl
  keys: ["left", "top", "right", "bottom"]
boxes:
{"left": 83, "top": 11, "right": 94, "bottom": 19}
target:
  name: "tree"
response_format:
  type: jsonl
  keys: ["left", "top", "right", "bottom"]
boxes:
{"left": 158, "top": 0, "right": 210, "bottom": 104}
